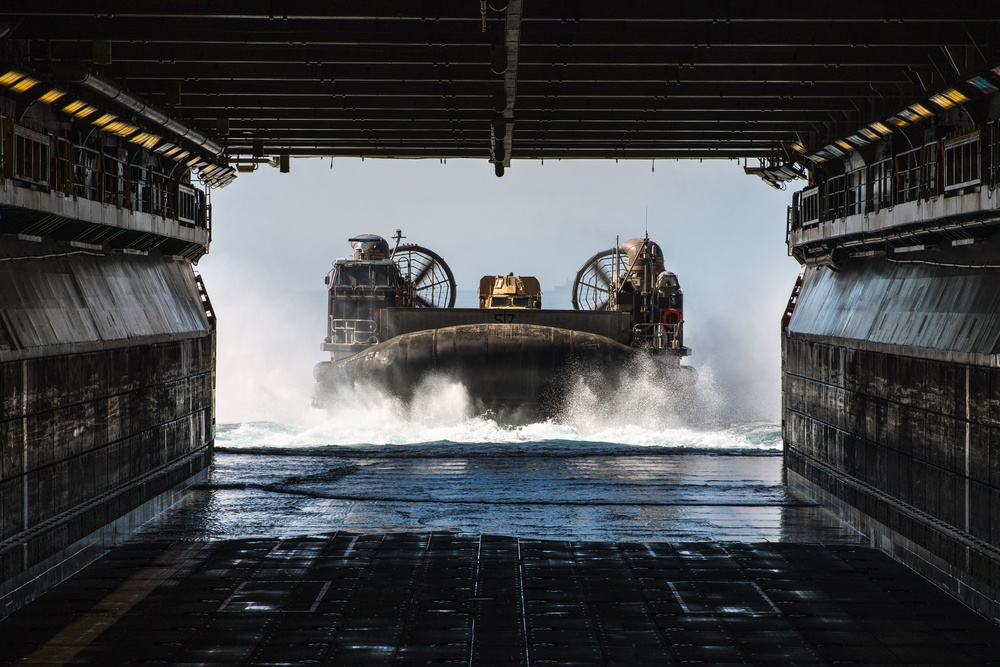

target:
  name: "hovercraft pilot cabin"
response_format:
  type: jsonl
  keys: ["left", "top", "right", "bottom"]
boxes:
{"left": 314, "top": 231, "right": 692, "bottom": 416}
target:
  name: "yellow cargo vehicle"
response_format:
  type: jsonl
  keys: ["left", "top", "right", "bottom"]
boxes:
{"left": 478, "top": 273, "right": 542, "bottom": 309}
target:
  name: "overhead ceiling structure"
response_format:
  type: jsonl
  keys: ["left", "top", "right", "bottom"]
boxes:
{"left": 1, "top": 3, "right": 999, "bottom": 177}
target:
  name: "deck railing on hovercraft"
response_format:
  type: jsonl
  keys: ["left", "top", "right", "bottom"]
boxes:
{"left": 632, "top": 321, "right": 682, "bottom": 350}
{"left": 329, "top": 318, "right": 379, "bottom": 346}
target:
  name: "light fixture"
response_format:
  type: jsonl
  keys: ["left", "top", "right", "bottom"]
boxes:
{"left": 869, "top": 121, "right": 892, "bottom": 136}
{"left": 103, "top": 120, "right": 138, "bottom": 137}
{"left": 968, "top": 76, "right": 998, "bottom": 94}
{"left": 845, "top": 134, "right": 869, "bottom": 147}
{"left": 858, "top": 128, "right": 879, "bottom": 141}
{"left": 835, "top": 139, "right": 853, "bottom": 152}
{"left": 10, "top": 76, "right": 39, "bottom": 93}
{"left": 173, "top": 150, "right": 190, "bottom": 161}
{"left": 928, "top": 93, "right": 955, "bottom": 109}
{"left": 92, "top": 113, "right": 117, "bottom": 127}
{"left": 200, "top": 164, "right": 222, "bottom": 176}
{"left": 154, "top": 142, "right": 177, "bottom": 154}
{"left": 825, "top": 144, "right": 846, "bottom": 157}
{"left": 0, "top": 70, "right": 24, "bottom": 86}
{"left": 943, "top": 88, "right": 969, "bottom": 104}
{"left": 62, "top": 99, "right": 98, "bottom": 119}
{"left": 789, "top": 141, "right": 806, "bottom": 153}
{"left": 37, "top": 88, "right": 65, "bottom": 104}
{"left": 128, "top": 132, "right": 161, "bottom": 149}
{"left": 907, "top": 103, "right": 933, "bottom": 118}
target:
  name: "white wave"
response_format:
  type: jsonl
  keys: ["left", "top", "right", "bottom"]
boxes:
{"left": 218, "top": 361, "right": 780, "bottom": 452}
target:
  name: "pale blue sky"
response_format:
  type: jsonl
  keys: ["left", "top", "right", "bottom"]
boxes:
{"left": 200, "top": 158, "right": 802, "bottom": 424}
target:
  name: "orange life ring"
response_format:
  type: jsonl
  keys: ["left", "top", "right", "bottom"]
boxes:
{"left": 661, "top": 308, "right": 682, "bottom": 325}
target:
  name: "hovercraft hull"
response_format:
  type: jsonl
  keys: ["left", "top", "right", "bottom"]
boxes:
{"left": 314, "top": 323, "right": 643, "bottom": 416}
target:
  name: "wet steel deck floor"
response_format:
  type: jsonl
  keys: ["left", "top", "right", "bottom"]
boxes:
{"left": 2, "top": 449, "right": 999, "bottom": 665}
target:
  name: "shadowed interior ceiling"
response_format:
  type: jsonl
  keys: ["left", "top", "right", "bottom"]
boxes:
{"left": 2, "top": 3, "right": 999, "bottom": 172}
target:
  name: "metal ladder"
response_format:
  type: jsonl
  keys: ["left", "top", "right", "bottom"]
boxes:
{"left": 781, "top": 273, "right": 803, "bottom": 332}
{"left": 194, "top": 271, "right": 217, "bottom": 330}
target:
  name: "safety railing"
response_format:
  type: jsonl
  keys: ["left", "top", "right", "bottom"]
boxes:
{"left": 1, "top": 114, "right": 209, "bottom": 231}
{"left": 942, "top": 132, "right": 981, "bottom": 193}
{"left": 789, "top": 124, "right": 1000, "bottom": 233}
{"left": 867, "top": 157, "right": 893, "bottom": 212}
{"left": 12, "top": 125, "right": 49, "bottom": 187}
{"left": 989, "top": 121, "right": 1000, "bottom": 189}
{"left": 632, "top": 321, "right": 682, "bottom": 350}
{"left": 330, "top": 318, "right": 379, "bottom": 346}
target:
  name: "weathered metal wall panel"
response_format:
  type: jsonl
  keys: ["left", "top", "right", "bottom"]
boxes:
{"left": 0, "top": 243, "right": 214, "bottom": 617}
{"left": 784, "top": 256, "right": 1000, "bottom": 621}
{"left": 0, "top": 251, "right": 207, "bottom": 352}
{"left": 789, "top": 261, "right": 1000, "bottom": 357}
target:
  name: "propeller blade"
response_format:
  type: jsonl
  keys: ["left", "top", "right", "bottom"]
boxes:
{"left": 595, "top": 263, "right": 612, "bottom": 287}
{"left": 412, "top": 259, "right": 434, "bottom": 286}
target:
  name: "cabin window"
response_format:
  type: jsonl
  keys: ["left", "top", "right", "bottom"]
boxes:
{"left": 336, "top": 266, "right": 354, "bottom": 286}
{"left": 492, "top": 297, "right": 509, "bottom": 306}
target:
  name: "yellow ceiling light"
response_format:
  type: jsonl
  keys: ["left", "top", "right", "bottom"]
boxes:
{"left": 929, "top": 93, "right": 955, "bottom": 109}
{"left": 0, "top": 70, "right": 24, "bottom": 86}
{"left": 62, "top": 99, "right": 86, "bottom": 113}
{"left": 908, "top": 103, "right": 933, "bottom": 118}
{"left": 942, "top": 88, "right": 969, "bottom": 104}
{"left": 887, "top": 115, "right": 909, "bottom": 127}
{"left": 200, "top": 164, "right": 222, "bottom": 176}
{"left": 164, "top": 146, "right": 183, "bottom": 157}
{"left": 103, "top": 120, "right": 138, "bottom": 136}
{"left": 37, "top": 88, "right": 66, "bottom": 104}
{"left": 128, "top": 132, "right": 161, "bottom": 149}
{"left": 790, "top": 141, "right": 806, "bottom": 153}
{"left": 174, "top": 150, "right": 191, "bottom": 161}
{"left": 869, "top": 121, "right": 892, "bottom": 136}
{"left": 62, "top": 100, "right": 98, "bottom": 119}
{"left": 92, "top": 113, "right": 117, "bottom": 127}
{"left": 858, "top": 128, "right": 879, "bottom": 141}
{"left": 835, "top": 139, "right": 853, "bottom": 151}
{"left": 73, "top": 105, "right": 97, "bottom": 119}
{"left": 10, "top": 76, "right": 39, "bottom": 93}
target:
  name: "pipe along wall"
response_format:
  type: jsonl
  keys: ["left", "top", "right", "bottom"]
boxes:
{"left": 784, "top": 257, "right": 1000, "bottom": 622}
{"left": 0, "top": 240, "right": 214, "bottom": 616}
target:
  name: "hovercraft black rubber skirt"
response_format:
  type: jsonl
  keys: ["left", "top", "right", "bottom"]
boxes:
{"left": 314, "top": 323, "right": 637, "bottom": 414}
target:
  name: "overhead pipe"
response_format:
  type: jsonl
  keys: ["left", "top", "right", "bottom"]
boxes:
{"left": 55, "top": 65, "right": 223, "bottom": 157}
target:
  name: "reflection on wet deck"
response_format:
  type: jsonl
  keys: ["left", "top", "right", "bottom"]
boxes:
{"left": 3, "top": 448, "right": 998, "bottom": 665}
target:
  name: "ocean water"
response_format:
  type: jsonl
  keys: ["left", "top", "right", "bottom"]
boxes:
{"left": 143, "top": 366, "right": 819, "bottom": 543}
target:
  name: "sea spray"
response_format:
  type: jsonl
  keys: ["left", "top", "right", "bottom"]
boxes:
{"left": 221, "top": 357, "right": 779, "bottom": 451}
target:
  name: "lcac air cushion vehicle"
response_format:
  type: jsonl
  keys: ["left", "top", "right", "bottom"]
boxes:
{"left": 314, "top": 231, "right": 692, "bottom": 419}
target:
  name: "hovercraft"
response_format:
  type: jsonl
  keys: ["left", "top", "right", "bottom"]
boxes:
{"left": 313, "top": 230, "right": 692, "bottom": 418}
